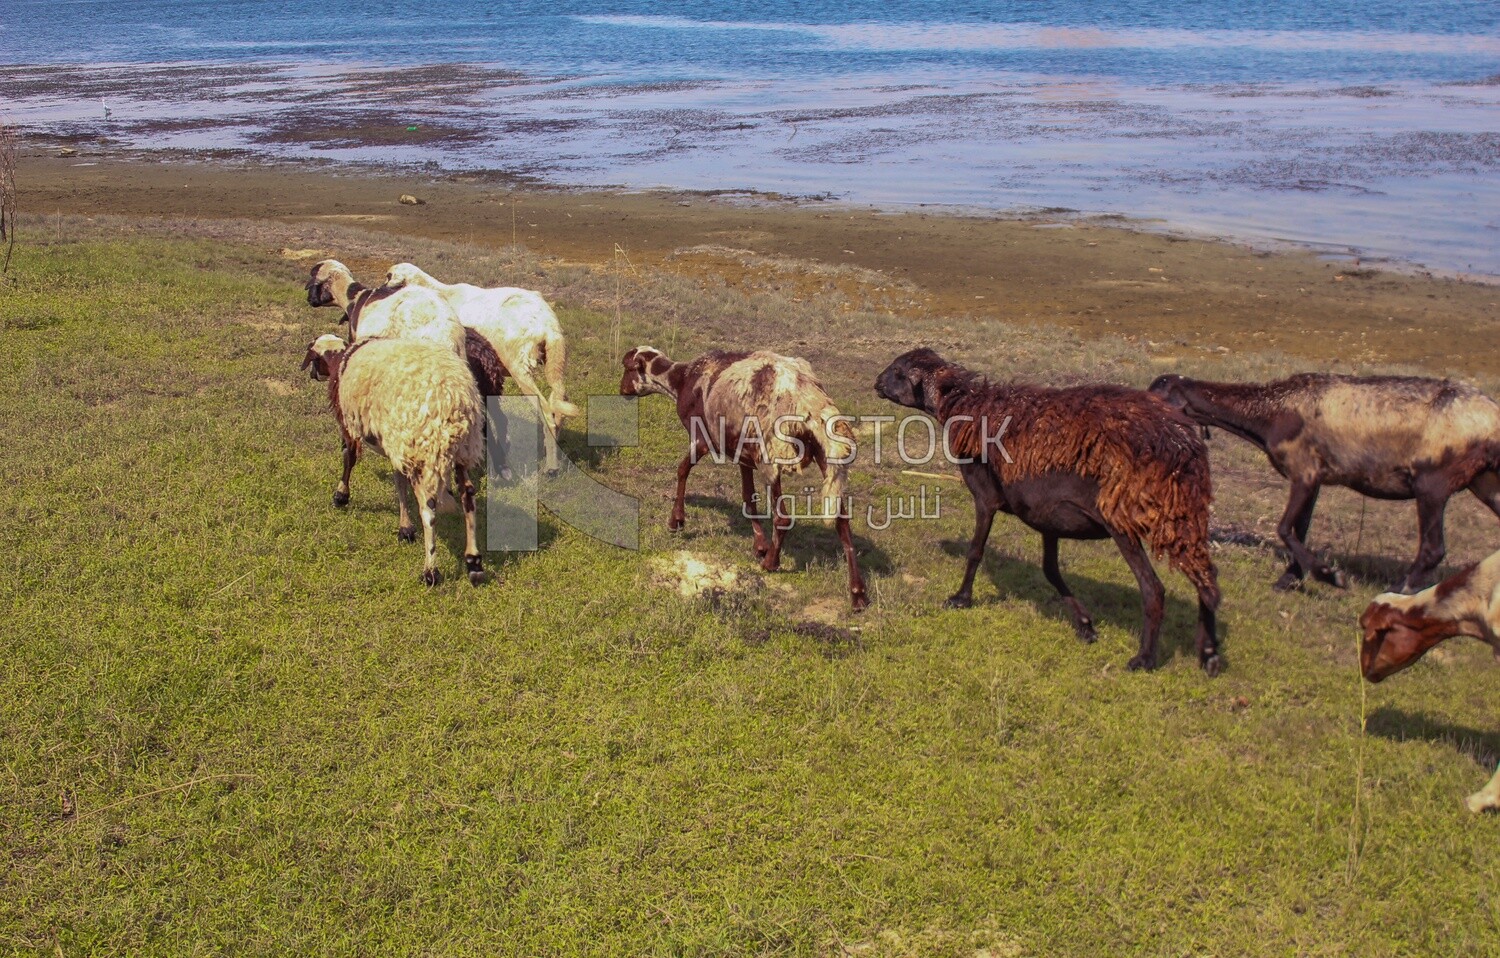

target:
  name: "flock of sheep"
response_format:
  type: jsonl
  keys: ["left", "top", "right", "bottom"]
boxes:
{"left": 296, "top": 256, "right": 1500, "bottom": 811}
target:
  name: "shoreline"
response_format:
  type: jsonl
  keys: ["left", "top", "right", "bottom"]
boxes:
{"left": 15, "top": 149, "right": 1500, "bottom": 379}
{"left": 6, "top": 57, "right": 1499, "bottom": 279}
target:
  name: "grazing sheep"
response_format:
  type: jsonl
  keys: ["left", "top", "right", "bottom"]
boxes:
{"left": 300, "top": 334, "right": 485, "bottom": 587}
{"left": 1360, "top": 550, "right": 1500, "bottom": 812}
{"left": 386, "top": 262, "right": 579, "bottom": 474}
{"left": 304, "top": 259, "right": 466, "bottom": 357}
{"left": 876, "top": 348, "right": 1222, "bottom": 674}
{"left": 620, "top": 346, "right": 868, "bottom": 611}
{"left": 1150, "top": 372, "right": 1500, "bottom": 594}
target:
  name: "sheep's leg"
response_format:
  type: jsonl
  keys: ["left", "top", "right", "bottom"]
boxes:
{"left": 540, "top": 407, "right": 561, "bottom": 477}
{"left": 1272, "top": 484, "right": 1319, "bottom": 590}
{"left": 393, "top": 472, "right": 417, "bottom": 542}
{"left": 1041, "top": 534, "right": 1095, "bottom": 643}
{"left": 456, "top": 464, "right": 485, "bottom": 586}
{"left": 761, "top": 475, "right": 792, "bottom": 572}
{"left": 740, "top": 463, "right": 770, "bottom": 559}
{"left": 413, "top": 469, "right": 442, "bottom": 587}
{"left": 333, "top": 440, "right": 357, "bottom": 507}
{"left": 945, "top": 463, "right": 1001, "bottom": 609}
{"left": 1468, "top": 470, "right": 1500, "bottom": 521}
{"left": 1396, "top": 485, "right": 1450, "bottom": 594}
{"left": 1466, "top": 764, "right": 1500, "bottom": 814}
{"left": 837, "top": 513, "right": 869, "bottom": 612}
{"left": 1112, "top": 531, "right": 1166, "bottom": 672}
{"left": 1193, "top": 583, "right": 1224, "bottom": 677}
{"left": 1274, "top": 480, "right": 1344, "bottom": 590}
{"left": 507, "top": 364, "right": 560, "bottom": 476}
{"left": 670, "top": 439, "right": 709, "bottom": 532}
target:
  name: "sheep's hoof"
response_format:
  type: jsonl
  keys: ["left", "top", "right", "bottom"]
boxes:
{"left": 850, "top": 593, "right": 869, "bottom": 613}
{"left": 1201, "top": 653, "right": 1226, "bottom": 678}
{"left": 465, "top": 555, "right": 486, "bottom": 587}
{"left": 1465, "top": 792, "right": 1498, "bottom": 814}
{"left": 332, "top": 490, "right": 350, "bottom": 508}
{"left": 943, "top": 594, "right": 973, "bottom": 610}
{"left": 667, "top": 517, "right": 685, "bottom": 532}
{"left": 1272, "top": 571, "right": 1304, "bottom": 592}
{"left": 1074, "top": 620, "right": 1097, "bottom": 644}
{"left": 422, "top": 568, "right": 441, "bottom": 587}
{"left": 397, "top": 526, "right": 417, "bottom": 543}
{"left": 1126, "top": 653, "right": 1157, "bottom": 672}
{"left": 1315, "top": 567, "right": 1347, "bottom": 589}
{"left": 544, "top": 467, "right": 560, "bottom": 479}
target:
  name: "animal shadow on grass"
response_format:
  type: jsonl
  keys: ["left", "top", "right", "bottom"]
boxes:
{"left": 685, "top": 493, "right": 896, "bottom": 576}
{"left": 939, "top": 539, "right": 1223, "bottom": 668}
{"left": 1366, "top": 706, "right": 1500, "bottom": 773}
{"left": 1208, "top": 521, "right": 1460, "bottom": 593}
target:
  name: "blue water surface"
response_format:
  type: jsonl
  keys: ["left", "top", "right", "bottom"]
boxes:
{"left": 3, "top": 1, "right": 1497, "bottom": 85}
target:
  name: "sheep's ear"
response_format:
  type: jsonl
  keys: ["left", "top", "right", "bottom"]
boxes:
{"left": 621, "top": 347, "right": 639, "bottom": 368}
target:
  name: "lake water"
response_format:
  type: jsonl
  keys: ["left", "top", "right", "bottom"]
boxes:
{"left": 2, "top": 1, "right": 1497, "bottom": 275}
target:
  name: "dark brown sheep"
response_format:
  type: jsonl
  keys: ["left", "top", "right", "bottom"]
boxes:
{"left": 876, "top": 348, "right": 1222, "bottom": 674}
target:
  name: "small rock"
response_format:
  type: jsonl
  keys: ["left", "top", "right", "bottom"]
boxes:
{"left": 58, "top": 148, "right": 78, "bottom": 157}
{"left": 399, "top": 194, "right": 424, "bottom": 206}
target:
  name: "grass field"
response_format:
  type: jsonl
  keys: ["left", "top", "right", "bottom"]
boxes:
{"left": 3, "top": 219, "right": 1499, "bottom": 955}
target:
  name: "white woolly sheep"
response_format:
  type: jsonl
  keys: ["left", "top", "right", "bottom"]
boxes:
{"left": 385, "top": 262, "right": 579, "bottom": 474}
{"left": 305, "top": 259, "right": 466, "bottom": 357}
{"left": 301, "top": 334, "right": 486, "bottom": 587}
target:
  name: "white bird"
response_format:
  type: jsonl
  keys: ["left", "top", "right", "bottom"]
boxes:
{"left": 101, "top": 100, "right": 112, "bottom": 119}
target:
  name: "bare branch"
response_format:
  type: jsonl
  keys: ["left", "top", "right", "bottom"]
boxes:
{"left": 0, "top": 121, "right": 16, "bottom": 272}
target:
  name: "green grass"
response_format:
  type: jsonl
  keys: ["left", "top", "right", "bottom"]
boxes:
{"left": 3, "top": 224, "right": 1500, "bottom": 956}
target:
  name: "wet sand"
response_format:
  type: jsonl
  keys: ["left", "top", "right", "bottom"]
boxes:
{"left": 18, "top": 152, "right": 1500, "bottom": 379}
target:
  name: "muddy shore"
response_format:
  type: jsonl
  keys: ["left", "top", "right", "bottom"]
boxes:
{"left": 17, "top": 152, "right": 1500, "bottom": 378}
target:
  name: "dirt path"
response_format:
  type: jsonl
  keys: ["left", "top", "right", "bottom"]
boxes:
{"left": 19, "top": 153, "right": 1500, "bottom": 378}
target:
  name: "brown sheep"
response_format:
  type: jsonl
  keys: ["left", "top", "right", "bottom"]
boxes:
{"left": 1360, "top": 549, "right": 1500, "bottom": 812}
{"left": 1150, "top": 373, "right": 1500, "bottom": 594}
{"left": 877, "top": 348, "right": 1222, "bottom": 674}
{"left": 620, "top": 346, "right": 868, "bottom": 611}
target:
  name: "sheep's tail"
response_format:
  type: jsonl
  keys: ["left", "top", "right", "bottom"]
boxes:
{"left": 816, "top": 406, "right": 856, "bottom": 526}
{"left": 1130, "top": 436, "right": 1219, "bottom": 603}
{"left": 541, "top": 327, "right": 579, "bottom": 421}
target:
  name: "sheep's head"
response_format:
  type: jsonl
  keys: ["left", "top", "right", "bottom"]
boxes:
{"left": 300, "top": 334, "right": 347, "bottom": 382}
{"left": 1147, "top": 374, "right": 1190, "bottom": 408}
{"left": 1358, "top": 598, "right": 1456, "bottom": 683}
{"left": 384, "top": 262, "right": 427, "bottom": 288}
{"left": 620, "top": 346, "right": 675, "bottom": 399}
{"left": 306, "top": 260, "right": 354, "bottom": 308}
{"left": 874, "top": 347, "right": 946, "bottom": 411}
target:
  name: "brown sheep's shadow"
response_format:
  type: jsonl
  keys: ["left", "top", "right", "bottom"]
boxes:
{"left": 939, "top": 538, "right": 1222, "bottom": 668}
{"left": 1365, "top": 706, "right": 1500, "bottom": 772}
